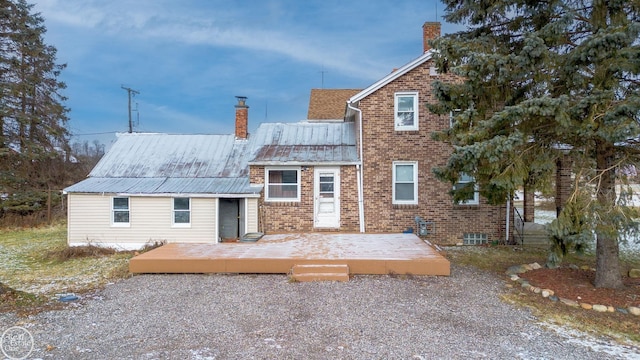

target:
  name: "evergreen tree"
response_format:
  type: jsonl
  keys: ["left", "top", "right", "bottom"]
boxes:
{"left": 0, "top": 0, "right": 70, "bottom": 214}
{"left": 430, "top": 0, "right": 640, "bottom": 288}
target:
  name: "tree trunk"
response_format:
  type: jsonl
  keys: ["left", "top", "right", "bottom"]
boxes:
{"left": 593, "top": 140, "right": 623, "bottom": 289}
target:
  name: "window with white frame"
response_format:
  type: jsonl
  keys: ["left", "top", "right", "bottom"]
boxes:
{"left": 393, "top": 161, "right": 418, "bottom": 204}
{"left": 112, "top": 197, "right": 130, "bottom": 226}
{"left": 266, "top": 167, "right": 300, "bottom": 201}
{"left": 449, "top": 109, "right": 461, "bottom": 128}
{"left": 454, "top": 173, "right": 479, "bottom": 205}
{"left": 173, "top": 197, "right": 190, "bottom": 226}
{"left": 394, "top": 92, "right": 419, "bottom": 131}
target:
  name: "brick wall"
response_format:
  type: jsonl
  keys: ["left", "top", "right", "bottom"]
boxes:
{"left": 422, "top": 22, "right": 441, "bottom": 53}
{"left": 235, "top": 105, "right": 248, "bottom": 139}
{"left": 555, "top": 154, "right": 573, "bottom": 215}
{"left": 250, "top": 165, "right": 360, "bottom": 233}
{"left": 358, "top": 59, "right": 508, "bottom": 244}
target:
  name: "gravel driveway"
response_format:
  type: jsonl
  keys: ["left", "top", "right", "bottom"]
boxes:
{"left": 1, "top": 265, "right": 639, "bottom": 359}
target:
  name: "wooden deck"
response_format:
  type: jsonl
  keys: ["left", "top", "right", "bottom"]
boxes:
{"left": 129, "top": 233, "right": 450, "bottom": 276}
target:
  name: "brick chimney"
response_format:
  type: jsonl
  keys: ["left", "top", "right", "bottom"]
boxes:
{"left": 235, "top": 96, "right": 248, "bottom": 139}
{"left": 422, "top": 22, "right": 441, "bottom": 53}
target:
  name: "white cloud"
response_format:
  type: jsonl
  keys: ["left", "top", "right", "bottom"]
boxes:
{"left": 34, "top": 0, "right": 408, "bottom": 80}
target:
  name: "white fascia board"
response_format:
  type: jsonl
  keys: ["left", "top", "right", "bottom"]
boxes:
{"left": 248, "top": 161, "right": 359, "bottom": 166}
{"left": 75, "top": 192, "right": 262, "bottom": 198}
{"left": 348, "top": 50, "right": 434, "bottom": 104}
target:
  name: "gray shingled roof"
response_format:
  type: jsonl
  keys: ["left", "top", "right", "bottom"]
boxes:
{"left": 65, "top": 121, "right": 357, "bottom": 195}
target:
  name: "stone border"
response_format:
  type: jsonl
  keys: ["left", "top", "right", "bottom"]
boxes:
{"left": 505, "top": 263, "right": 640, "bottom": 317}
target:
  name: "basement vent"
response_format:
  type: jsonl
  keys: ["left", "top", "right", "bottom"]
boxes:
{"left": 463, "top": 233, "right": 488, "bottom": 245}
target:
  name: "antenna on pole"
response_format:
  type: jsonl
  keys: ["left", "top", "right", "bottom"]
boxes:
{"left": 121, "top": 85, "right": 140, "bottom": 133}
{"left": 319, "top": 66, "right": 328, "bottom": 89}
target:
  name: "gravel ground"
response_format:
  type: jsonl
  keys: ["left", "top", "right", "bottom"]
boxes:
{"left": 2, "top": 265, "right": 639, "bottom": 359}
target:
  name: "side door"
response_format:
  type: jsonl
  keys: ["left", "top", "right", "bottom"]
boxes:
{"left": 314, "top": 167, "right": 340, "bottom": 228}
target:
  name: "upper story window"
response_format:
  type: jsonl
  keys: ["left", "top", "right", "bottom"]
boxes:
{"left": 173, "top": 197, "right": 191, "bottom": 226}
{"left": 393, "top": 161, "right": 418, "bottom": 205}
{"left": 394, "top": 92, "right": 419, "bottom": 131}
{"left": 266, "top": 167, "right": 301, "bottom": 202}
{"left": 454, "top": 173, "right": 479, "bottom": 205}
{"left": 449, "top": 109, "right": 461, "bottom": 128}
{"left": 112, "top": 197, "right": 130, "bottom": 226}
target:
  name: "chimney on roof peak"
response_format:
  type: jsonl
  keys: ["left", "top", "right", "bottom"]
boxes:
{"left": 235, "top": 96, "right": 248, "bottom": 139}
{"left": 423, "top": 22, "right": 441, "bottom": 53}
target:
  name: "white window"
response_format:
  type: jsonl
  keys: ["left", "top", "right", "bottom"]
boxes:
{"left": 454, "top": 173, "right": 479, "bottom": 205}
{"left": 394, "top": 92, "right": 419, "bottom": 131}
{"left": 173, "top": 197, "right": 190, "bottom": 227}
{"left": 393, "top": 161, "right": 418, "bottom": 204}
{"left": 112, "top": 197, "right": 130, "bottom": 226}
{"left": 266, "top": 167, "right": 301, "bottom": 202}
{"left": 449, "top": 109, "right": 461, "bottom": 128}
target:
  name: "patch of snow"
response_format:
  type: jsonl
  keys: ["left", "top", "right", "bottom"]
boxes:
{"left": 189, "top": 348, "right": 217, "bottom": 360}
{"left": 544, "top": 323, "right": 640, "bottom": 360}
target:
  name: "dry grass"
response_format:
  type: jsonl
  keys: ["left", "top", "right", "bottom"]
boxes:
{"left": 45, "top": 244, "right": 116, "bottom": 261}
{"left": 0, "top": 223, "right": 135, "bottom": 299}
{"left": 446, "top": 245, "right": 640, "bottom": 345}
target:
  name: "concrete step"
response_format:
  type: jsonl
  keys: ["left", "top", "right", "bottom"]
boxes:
{"left": 291, "top": 264, "right": 349, "bottom": 282}
{"left": 521, "top": 234, "right": 550, "bottom": 246}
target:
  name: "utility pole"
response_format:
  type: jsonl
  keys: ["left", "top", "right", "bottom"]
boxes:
{"left": 121, "top": 86, "right": 140, "bottom": 133}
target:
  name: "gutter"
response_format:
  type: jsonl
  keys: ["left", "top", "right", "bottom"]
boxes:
{"left": 347, "top": 101, "right": 366, "bottom": 233}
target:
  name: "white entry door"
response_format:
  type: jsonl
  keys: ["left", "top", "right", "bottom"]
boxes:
{"left": 314, "top": 167, "right": 340, "bottom": 228}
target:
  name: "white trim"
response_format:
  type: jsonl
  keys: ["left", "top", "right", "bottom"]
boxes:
{"left": 394, "top": 92, "right": 419, "bottom": 131}
{"left": 111, "top": 196, "right": 130, "bottom": 227}
{"left": 69, "top": 241, "right": 155, "bottom": 251}
{"left": 455, "top": 174, "right": 479, "bottom": 205}
{"left": 392, "top": 161, "right": 418, "bottom": 205}
{"left": 349, "top": 50, "right": 434, "bottom": 103}
{"left": 249, "top": 161, "right": 358, "bottom": 166}
{"left": 87, "top": 192, "right": 261, "bottom": 198}
{"left": 171, "top": 197, "right": 191, "bottom": 228}
{"left": 314, "top": 167, "right": 341, "bottom": 228}
{"left": 265, "top": 166, "right": 301, "bottom": 202}
{"left": 215, "top": 198, "right": 220, "bottom": 243}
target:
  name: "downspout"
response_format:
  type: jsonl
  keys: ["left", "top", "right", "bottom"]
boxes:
{"left": 505, "top": 196, "right": 511, "bottom": 244}
{"left": 347, "top": 101, "right": 365, "bottom": 233}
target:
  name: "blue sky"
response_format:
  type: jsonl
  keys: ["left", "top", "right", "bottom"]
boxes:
{"left": 33, "top": 0, "right": 462, "bottom": 147}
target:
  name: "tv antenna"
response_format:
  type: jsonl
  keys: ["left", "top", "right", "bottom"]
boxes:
{"left": 319, "top": 66, "right": 328, "bottom": 88}
{"left": 121, "top": 85, "right": 140, "bottom": 133}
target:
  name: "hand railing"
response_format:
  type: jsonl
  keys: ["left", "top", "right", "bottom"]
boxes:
{"left": 513, "top": 207, "right": 524, "bottom": 245}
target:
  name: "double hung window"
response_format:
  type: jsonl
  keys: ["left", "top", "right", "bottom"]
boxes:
{"left": 173, "top": 198, "right": 190, "bottom": 226}
{"left": 394, "top": 92, "right": 419, "bottom": 131}
{"left": 454, "top": 173, "right": 479, "bottom": 205}
{"left": 112, "top": 197, "right": 130, "bottom": 226}
{"left": 393, "top": 162, "right": 418, "bottom": 205}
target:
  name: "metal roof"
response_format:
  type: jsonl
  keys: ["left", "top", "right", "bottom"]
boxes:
{"left": 65, "top": 121, "right": 358, "bottom": 194}
{"left": 64, "top": 177, "right": 262, "bottom": 196}
{"left": 89, "top": 133, "right": 252, "bottom": 178}
{"left": 250, "top": 122, "right": 358, "bottom": 164}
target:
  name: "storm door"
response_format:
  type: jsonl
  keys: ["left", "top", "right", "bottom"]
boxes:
{"left": 314, "top": 167, "right": 340, "bottom": 228}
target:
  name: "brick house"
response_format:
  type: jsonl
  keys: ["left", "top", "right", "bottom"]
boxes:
{"left": 64, "top": 22, "right": 509, "bottom": 249}
{"left": 251, "top": 22, "right": 508, "bottom": 244}
{"left": 343, "top": 23, "right": 508, "bottom": 244}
